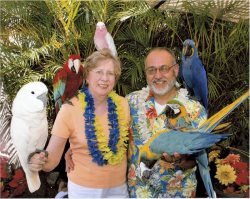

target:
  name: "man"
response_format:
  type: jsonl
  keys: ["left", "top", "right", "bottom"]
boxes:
{"left": 64, "top": 47, "right": 207, "bottom": 197}
{"left": 126, "top": 47, "right": 207, "bottom": 197}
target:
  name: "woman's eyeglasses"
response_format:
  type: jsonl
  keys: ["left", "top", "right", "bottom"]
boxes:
{"left": 91, "top": 70, "right": 115, "bottom": 79}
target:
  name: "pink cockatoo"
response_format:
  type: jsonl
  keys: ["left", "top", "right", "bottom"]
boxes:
{"left": 94, "top": 22, "right": 117, "bottom": 57}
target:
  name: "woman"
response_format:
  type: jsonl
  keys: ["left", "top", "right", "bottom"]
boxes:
{"left": 28, "top": 49, "right": 130, "bottom": 198}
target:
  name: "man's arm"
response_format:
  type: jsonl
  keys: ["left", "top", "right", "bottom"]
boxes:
{"left": 65, "top": 148, "right": 74, "bottom": 172}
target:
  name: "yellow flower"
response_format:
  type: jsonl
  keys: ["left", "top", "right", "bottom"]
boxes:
{"left": 208, "top": 150, "right": 220, "bottom": 162}
{"left": 240, "top": 185, "right": 249, "bottom": 192}
{"left": 136, "top": 186, "right": 153, "bottom": 198}
{"left": 78, "top": 91, "right": 86, "bottom": 110}
{"left": 215, "top": 164, "right": 237, "bottom": 186}
{"left": 215, "top": 158, "right": 223, "bottom": 165}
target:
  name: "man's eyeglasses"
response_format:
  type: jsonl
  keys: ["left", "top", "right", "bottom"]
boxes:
{"left": 145, "top": 63, "right": 177, "bottom": 76}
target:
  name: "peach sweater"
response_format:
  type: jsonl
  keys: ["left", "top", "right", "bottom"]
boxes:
{"left": 51, "top": 95, "right": 130, "bottom": 188}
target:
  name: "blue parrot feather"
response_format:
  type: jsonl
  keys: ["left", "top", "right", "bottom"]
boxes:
{"left": 196, "top": 151, "right": 216, "bottom": 197}
{"left": 181, "top": 39, "right": 208, "bottom": 109}
{"left": 149, "top": 131, "right": 229, "bottom": 155}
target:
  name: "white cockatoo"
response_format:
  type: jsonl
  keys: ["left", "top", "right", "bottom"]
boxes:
{"left": 10, "top": 81, "right": 48, "bottom": 193}
{"left": 94, "top": 21, "right": 117, "bottom": 57}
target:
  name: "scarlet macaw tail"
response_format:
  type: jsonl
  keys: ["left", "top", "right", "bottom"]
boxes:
{"left": 199, "top": 90, "right": 249, "bottom": 134}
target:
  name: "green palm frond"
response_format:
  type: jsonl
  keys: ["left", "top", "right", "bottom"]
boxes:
{"left": 0, "top": 0, "right": 248, "bottom": 152}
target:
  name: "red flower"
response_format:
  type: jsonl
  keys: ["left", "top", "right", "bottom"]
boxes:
{"left": 1, "top": 190, "right": 10, "bottom": 198}
{"left": 12, "top": 181, "right": 27, "bottom": 197}
{"left": 222, "top": 154, "right": 240, "bottom": 165}
{"left": 8, "top": 168, "right": 26, "bottom": 188}
{"left": 146, "top": 91, "right": 154, "bottom": 101}
{"left": 0, "top": 156, "right": 27, "bottom": 198}
{"left": 146, "top": 107, "right": 157, "bottom": 119}
{"left": 8, "top": 179, "right": 18, "bottom": 188}
{"left": 0, "top": 163, "right": 9, "bottom": 179}
{"left": 232, "top": 161, "right": 249, "bottom": 185}
{"left": 13, "top": 168, "right": 25, "bottom": 180}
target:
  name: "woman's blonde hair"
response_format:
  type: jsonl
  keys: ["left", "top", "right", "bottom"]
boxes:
{"left": 83, "top": 49, "right": 121, "bottom": 83}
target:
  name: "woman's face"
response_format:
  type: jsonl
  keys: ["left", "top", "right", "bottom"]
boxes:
{"left": 86, "top": 59, "right": 116, "bottom": 98}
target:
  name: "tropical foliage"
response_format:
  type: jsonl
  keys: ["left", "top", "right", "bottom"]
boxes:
{"left": 0, "top": 0, "right": 248, "bottom": 167}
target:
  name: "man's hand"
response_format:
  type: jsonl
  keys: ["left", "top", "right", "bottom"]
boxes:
{"left": 162, "top": 152, "right": 196, "bottom": 170}
{"left": 65, "top": 148, "right": 74, "bottom": 173}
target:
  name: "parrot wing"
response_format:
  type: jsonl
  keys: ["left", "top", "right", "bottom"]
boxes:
{"left": 148, "top": 130, "right": 229, "bottom": 156}
{"left": 53, "top": 69, "right": 67, "bottom": 113}
{"left": 191, "top": 57, "right": 208, "bottom": 109}
{"left": 181, "top": 62, "right": 193, "bottom": 92}
{"left": 212, "top": 122, "right": 231, "bottom": 133}
{"left": 199, "top": 90, "right": 249, "bottom": 133}
{"left": 10, "top": 118, "right": 42, "bottom": 193}
{"left": 105, "top": 32, "right": 117, "bottom": 57}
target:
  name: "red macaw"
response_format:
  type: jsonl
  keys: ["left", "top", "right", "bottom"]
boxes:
{"left": 53, "top": 54, "right": 84, "bottom": 113}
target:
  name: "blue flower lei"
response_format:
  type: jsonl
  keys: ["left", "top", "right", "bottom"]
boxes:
{"left": 82, "top": 86, "right": 121, "bottom": 166}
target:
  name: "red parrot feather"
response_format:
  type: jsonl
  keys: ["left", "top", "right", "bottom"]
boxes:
{"left": 53, "top": 54, "right": 84, "bottom": 113}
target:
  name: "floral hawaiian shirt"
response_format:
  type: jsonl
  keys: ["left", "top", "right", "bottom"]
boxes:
{"left": 126, "top": 86, "right": 207, "bottom": 198}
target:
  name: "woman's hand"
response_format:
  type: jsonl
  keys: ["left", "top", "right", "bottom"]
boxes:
{"left": 28, "top": 151, "right": 48, "bottom": 172}
{"left": 65, "top": 148, "right": 74, "bottom": 173}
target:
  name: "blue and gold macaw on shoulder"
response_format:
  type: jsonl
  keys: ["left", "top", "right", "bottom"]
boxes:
{"left": 139, "top": 90, "right": 249, "bottom": 198}
{"left": 164, "top": 100, "right": 192, "bottom": 129}
{"left": 181, "top": 39, "right": 208, "bottom": 110}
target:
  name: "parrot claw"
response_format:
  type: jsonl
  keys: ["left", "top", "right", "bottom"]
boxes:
{"left": 65, "top": 99, "right": 73, "bottom": 106}
{"left": 27, "top": 149, "right": 48, "bottom": 162}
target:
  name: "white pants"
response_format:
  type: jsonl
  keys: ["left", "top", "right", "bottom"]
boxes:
{"left": 68, "top": 180, "right": 128, "bottom": 198}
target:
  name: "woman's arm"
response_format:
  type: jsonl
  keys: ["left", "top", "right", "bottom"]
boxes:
{"left": 29, "top": 135, "right": 67, "bottom": 172}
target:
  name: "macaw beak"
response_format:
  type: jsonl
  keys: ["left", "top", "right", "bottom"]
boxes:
{"left": 73, "top": 59, "right": 81, "bottom": 74}
{"left": 165, "top": 105, "right": 180, "bottom": 119}
{"left": 183, "top": 43, "right": 194, "bottom": 57}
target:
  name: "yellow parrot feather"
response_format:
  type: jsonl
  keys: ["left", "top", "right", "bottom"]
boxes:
{"left": 199, "top": 90, "right": 249, "bottom": 133}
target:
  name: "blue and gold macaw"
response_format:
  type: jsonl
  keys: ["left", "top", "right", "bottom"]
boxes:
{"left": 139, "top": 90, "right": 249, "bottom": 198}
{"left": 181, "top": 39, "right": 208, "bottom": 110}
{"left": 164, "top": 100, "right": 191, "bottom": 129}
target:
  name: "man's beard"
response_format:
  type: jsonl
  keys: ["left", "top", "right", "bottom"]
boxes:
{"left": 148, "top": 78, "right": 176, "bottom": 96}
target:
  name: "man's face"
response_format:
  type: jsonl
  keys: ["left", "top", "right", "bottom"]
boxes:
{"left": 145, "top": 50, "right": 179, "bottom": 96}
